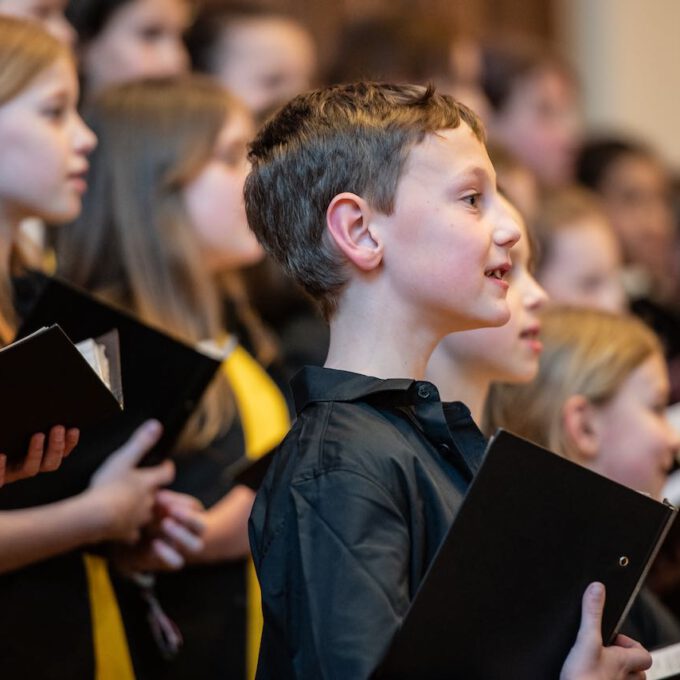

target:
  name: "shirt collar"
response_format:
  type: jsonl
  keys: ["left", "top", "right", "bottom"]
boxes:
{"left": 292, "top": 366, "right": 484, "bottom": 480}
{"left": 292, "top": 365, "right": 417, "bottom": 413}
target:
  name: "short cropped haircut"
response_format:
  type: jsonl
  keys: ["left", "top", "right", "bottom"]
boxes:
{"left": 244, "top": 82, "right": 484, "bottom": 319}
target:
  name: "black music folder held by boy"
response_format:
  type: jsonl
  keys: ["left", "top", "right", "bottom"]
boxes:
{"left": 374, "top": 430, "right": 677, "bottom": 680}
{"left": 0, "top": 274, "right": 222, "bottom": 508}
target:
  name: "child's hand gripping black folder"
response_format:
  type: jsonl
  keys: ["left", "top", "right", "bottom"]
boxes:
{"left": 0, "top": 324, "right": 122, "bottom": 464}
{"left": 374, "top": 429, "right": 677, "bottom": 680}
{"left": 0, "top": 274, "right": 222, "bottom": 508}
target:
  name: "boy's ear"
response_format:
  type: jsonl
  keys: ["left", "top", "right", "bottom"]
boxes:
{"left": 326, "top": 193, "right": 383, "bottom": 272}
{"left": 561, "top": 394, "right": 600, "bottom": 464}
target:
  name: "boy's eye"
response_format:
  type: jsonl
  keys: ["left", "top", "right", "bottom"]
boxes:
{"left": 462, "top": 193, "right": 482, "bottom": 208}
{"left": 41, "top": 105, "right": 66, "bottom": 121}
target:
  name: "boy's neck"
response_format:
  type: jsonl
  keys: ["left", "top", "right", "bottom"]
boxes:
{"left": 324, "top": 284, "right": 444, "bottom": 381}
{"left": 426, "top": 342, "right": 491, "bottom": 423}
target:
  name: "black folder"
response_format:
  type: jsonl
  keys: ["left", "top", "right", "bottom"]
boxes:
{"left": 0, "top": 274, "right": 222, "bottom": 508}
{"left": 374, "top": 429, "right": 677, "bottom": 680}
{"left": 0, "top": 325, "right": 122, "bottom": 463}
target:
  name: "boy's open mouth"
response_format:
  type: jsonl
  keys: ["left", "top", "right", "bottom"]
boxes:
{"left": 484, "top": 263, "right": 510, "bottom": 280}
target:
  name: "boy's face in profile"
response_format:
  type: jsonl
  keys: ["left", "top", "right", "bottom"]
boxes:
{"left": 372, "top": 122, "right": 520, "bottom": 335}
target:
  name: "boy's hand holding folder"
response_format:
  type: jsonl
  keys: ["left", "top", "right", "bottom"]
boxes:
{"left": 375, "top": 430, "right": 674, "bottom": 680}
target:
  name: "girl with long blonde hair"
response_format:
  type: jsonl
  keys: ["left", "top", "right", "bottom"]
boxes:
{"left": 0, "top": 16, "right": 204, "bottom": 680}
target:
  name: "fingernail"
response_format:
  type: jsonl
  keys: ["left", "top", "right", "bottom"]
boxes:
{"left": 145, "top": 420, "right": 161, "bottom": 436}
{"left": 588, "top": 582, "right": 604, "bottom": 599}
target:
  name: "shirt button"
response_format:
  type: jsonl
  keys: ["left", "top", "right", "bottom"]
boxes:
{"left": 417, "top": 385, "right": 431, "bottom": 399}
{"left": 439, "top": 443, "right": 451, "bottom": 454}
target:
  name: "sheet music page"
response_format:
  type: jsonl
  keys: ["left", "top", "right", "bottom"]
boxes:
{"left": 649, "top": 642, "right": 680, "bottom": 679}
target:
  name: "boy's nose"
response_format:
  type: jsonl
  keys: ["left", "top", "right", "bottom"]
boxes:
{"left": 494, "top": 216, "right": 521, "bottom": 250}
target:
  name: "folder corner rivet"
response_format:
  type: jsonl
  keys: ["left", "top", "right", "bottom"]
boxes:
{"left": 619, "top": 556, "right": 629, "bottom": 567}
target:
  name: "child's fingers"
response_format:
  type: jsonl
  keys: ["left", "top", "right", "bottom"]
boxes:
{"left": 110, "top": 420, "right": 163, "bottom": 470}
{"left": 612, "top": 634, "right": 646, "bottom": 650}
{"left": 151, "top": 538, "right": 184, "bottom": 570}
{"left": 160, "top": 516, "right": 204, "bottom": 554}
{"left": 155, "top": 489, "right": 203, "bottom": 512}
{"left": 64, "top": 428, "right": 80, "bottom": 457}
{"left": 41, "top": 426, "right": 66, "bottom": 472}
{"left": 139, "top": 459, "right": 175, "bottom": 489}
{"left": 575, "top": 582, "right": 605, "bottom": 648}
{"left": 21, "top": 432, "right": 47, "bottom": 478}
{"left": 165, "top": 506, "right": 206, "bottom": 536}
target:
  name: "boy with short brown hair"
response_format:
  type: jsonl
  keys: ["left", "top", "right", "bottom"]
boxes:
{"left": 245, "top": 82, "right": 651, "bottom": 680}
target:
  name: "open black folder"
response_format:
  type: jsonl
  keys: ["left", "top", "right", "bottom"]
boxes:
{"left": 0, "top": 275, "right": 222, "bottom": 508}
{"left": 0, "top": 325, "right": 122, "bottom": 463}
{"left": 373, "top": 429, "right": 677, "bottom": 680}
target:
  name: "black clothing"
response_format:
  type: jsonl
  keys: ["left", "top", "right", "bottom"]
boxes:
{"left": 249, "top": 366, "right": 487, "bottom": 680}
{"left": 0, "top": 272, "right": 97, "bottom": 680}
{"left": 116, "top": 415, "right": 250, "bottom": 680}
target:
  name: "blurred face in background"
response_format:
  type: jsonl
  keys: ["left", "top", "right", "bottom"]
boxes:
{"left": 81, "top": 0, "right": 189, "bottom": 92}
{"left": 537, "top": 215, "right": 626, "bottom": 313}
{"left": 0, "top": 0, "right": 75, "bottom": 45}
{"left": 598, "top": 152, "right": 675, "bottom": 280}
{"left": 0, "top": 55, "right": 96, "bottom": 224}
{"left": 492, "top": 66, "right": 581, "bottom": 189}
{"left": 183, "top": 106, "right": 263, "bottom": 273}
{"left": 212, "top": 17, "right": 316, "bottom": 119}
{"left": 588, "top": 352, "right": 678, "bottom": 500}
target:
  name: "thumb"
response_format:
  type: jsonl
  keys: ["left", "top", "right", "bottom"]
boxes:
{"left": 576, "top": 582, "right": 605, "bottom": 647}
{"left": 110, "top": 420, "right": 163, "bottom": 470}
{"left": 139, "top": 459, "right": 175, "bottom": 489}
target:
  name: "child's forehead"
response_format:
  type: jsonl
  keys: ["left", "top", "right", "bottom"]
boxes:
{"left": 404, "top": 124, "right": 494, "bottom": 182}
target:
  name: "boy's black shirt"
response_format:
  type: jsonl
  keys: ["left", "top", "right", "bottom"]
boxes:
{"left": 249, "top": 365, "right": 487, "bottom": 680}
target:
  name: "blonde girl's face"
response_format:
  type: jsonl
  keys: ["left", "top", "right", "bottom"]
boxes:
{"left": 0, "top": 55, "right": 96, "bottom": 224}
{"left": 590, "top": 353, "right": 679, "bottom": 500}
{"left": 183, "top": 108, "right": 263, "bottom": 273}
{"left": 82, "top": 0, "right": 190, "bottom": 91}
{"left": 439, "top": 199, "right": 548, "bottom": 384}
{"left": 0, "top": 0, "right": 75, "bottom": 46}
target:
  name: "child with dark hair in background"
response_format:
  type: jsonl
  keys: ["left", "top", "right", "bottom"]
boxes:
{"left": 481, "top": 38, "right": 581, "bottom": 190}
{"left": 186, "top": 2, "right": 316, "bottom": 123}
{"left": 66, "top": 0, "right": 190, "bottom": 94}
{"left": 532, "top": 187, "right": 626, "bottom": 313}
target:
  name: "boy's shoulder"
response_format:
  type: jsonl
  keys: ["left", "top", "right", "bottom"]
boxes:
{"left": 283, "top": 365, "right": 433, "bottom": 477}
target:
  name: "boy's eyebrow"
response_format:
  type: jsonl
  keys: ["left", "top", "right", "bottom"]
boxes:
{"left": 451, "top": 165, "right": 496, "bottom": 188}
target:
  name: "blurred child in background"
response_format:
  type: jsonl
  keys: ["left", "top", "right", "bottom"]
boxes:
{"left": 186, "top": 2, "right": 316, "bottom": 124}
{"left": 0, "top": 17, "right": 201, "bottom": 679}
{"left": 66, "top": 0, "right": 190, "bottom": 95}
{"left": 57, "top": 75, "right": 290, "bottom": 680}
{"left": 0, "top": 0, "right": 75, "bottom": 44}
{"left": 532, "top": 187, "right": 626, "bottom": 313}
{"left": 481, "top": 39, "right": 581, "bottom": 190}
{"left": 487, "top": 306, "right": 680, "bottom": 648}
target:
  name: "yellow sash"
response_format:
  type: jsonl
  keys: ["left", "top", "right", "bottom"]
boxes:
{"left": 222, "top": 345, "right": 290, "bottom": 680}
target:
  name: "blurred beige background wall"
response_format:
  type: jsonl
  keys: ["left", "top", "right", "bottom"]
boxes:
{"left": 559, "top": 0, "right": 680, "bottom": 169}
